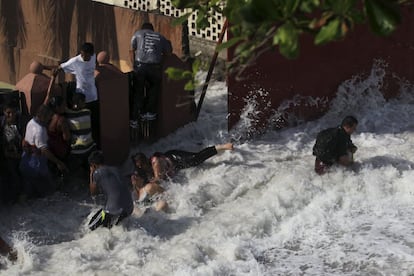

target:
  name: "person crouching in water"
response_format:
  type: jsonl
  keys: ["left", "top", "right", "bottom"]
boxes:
{"left": 88, "top": 151, "right": 133, "bottom": 230}
{"left": 312, "top": 115, "right": 358, "bottom": 175}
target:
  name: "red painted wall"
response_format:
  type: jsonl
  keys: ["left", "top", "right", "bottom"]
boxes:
{"left": 228, "top": 6, "right": 414, "bottom": 131}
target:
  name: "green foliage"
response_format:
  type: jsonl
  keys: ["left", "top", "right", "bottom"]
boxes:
{"left": 365, "top": 0, "right": 401, "bottom": 35}
{"left": 165, "top": 59, "right": 201, "bottom": 91}
{"left": 169, "top": 0, "right": 406, "bottom": 87}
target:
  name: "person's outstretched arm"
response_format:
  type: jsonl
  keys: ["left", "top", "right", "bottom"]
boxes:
{"left": 41, "top": 147, "right": 68, "bottom": 173}
{"left": 43, "top": 75, "right": 56, "bottom": 105}
{"left": 215, "top": 143, "right": 234, "bottom": 152}
{"left": 151, "top": 156, "right": 163, "bottom": 181}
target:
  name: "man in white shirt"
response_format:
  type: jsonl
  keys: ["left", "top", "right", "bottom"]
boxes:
{"left": 55, "top": 42, "right": 100, "bottom": 146}
{"left": 20, "top": 105, "right": 68, "bottom": 198}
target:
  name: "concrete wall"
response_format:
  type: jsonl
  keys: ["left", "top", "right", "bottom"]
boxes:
{"left": 0, "top": 0, "right": 184, "bottom": 84}
{"left": 227, "top": 5, "right": 414, "bottom": 132}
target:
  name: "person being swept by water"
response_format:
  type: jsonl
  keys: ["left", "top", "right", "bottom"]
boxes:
{"left": 88, "top": 151, "right": 133, "bottom": 230}
{"left": 312, "top": 115, "right": 358, "bottom": 175}
{"left": 0, "top": 235, "right": 17, "bottom": 261}
{"left": 131, "top": 143, "right": 234, "bottom": 181}
{"left": 130, "top": 160, "right": 168, "bottom": 212}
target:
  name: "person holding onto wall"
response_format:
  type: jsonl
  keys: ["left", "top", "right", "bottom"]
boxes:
{"left": 312, "top": 115, "right": 358, "bottom": 175}
{"left": 54, "top": 42, "right": 100, "bottom": 147}
{"left": 131, "top": 142, "right": 234, "bottom": 181}
{"left": 88, "top": 151, "right": 134, "bottom": 230}
{"left": 19, "top": 105, "right": 68, "bottom": 199}
{"left": 65, "top": 92, "right": 96, "bottom": 176}
{"left": 45, "top": 95, "right": 71, "bottom": 162}
{"left": 129, "top": 22, "right": 172, "bottom": 126}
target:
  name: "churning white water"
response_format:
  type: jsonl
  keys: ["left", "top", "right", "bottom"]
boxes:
{"left": 1, "top": 61, "right": 414, "bottom": 275}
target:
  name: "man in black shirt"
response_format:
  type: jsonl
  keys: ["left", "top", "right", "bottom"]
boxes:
{"left": 313, "top": 116, "right": 358, "bottom": 175}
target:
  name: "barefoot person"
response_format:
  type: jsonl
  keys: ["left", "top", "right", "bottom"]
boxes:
{"left": 131, "top": 143, "right": 234, "bottom": 181}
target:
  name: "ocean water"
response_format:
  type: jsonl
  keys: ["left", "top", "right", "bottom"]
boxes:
{"left": 1, "top": 62, "right": 414, "bottom": 275}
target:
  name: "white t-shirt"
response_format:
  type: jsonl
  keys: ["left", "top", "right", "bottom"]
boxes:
{"left": 24, "top": 118, "right": 48, "bottom": 149}
{"left": 60, "top": 54, "right": 97, "bottom": 103}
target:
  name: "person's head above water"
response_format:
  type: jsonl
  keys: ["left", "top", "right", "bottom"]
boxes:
{"left": 88, "top": 150, "right": 104, "bottom": 167}
{"left": 341, "top": 115, "right": 358, "bottom": 135}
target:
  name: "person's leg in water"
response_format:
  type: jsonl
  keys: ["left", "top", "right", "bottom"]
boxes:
{"left": 166, "top": 143, "right": 234, "bottom": 170}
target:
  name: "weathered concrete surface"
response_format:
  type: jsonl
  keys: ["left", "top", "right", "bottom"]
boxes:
{"left": 228, "top": 5, "right": 414, "bottom": 131}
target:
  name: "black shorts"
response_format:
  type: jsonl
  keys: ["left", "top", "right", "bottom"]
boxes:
{"left": 88, "top": 209, "right": 129, "bottom": 231}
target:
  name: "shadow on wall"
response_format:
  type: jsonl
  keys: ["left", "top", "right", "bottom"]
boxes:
{"left": 77, "top": 1, "right": 120, "bottom": 65}
{"left": 0, "top": 0, "right": 27, "bottom": 83}
{"left": 34, "top": 0, "right": 120, "bottom": 62}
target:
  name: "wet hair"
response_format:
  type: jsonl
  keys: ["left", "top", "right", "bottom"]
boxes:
{"left": 47, "top": 96, "right": 64, "bottom": 110}
{"left": 132, "top": 152, "right": 148, "bottom": 163}
{"left": 72, "top": 92, "right": 86, "bottom": 106}
{"left": 88, "top": 150, "right": 104, "bottom": 165}
{"left": 341, "top": 115, "right": 358, "bottom": 128}
{"left": 80, "top": 42, "right": 94, "bottom": 55}
{"left": 132, "top": 152, "right": 150, "bottom": 183}
{"left": 141, "top": 22, "right": 154, "bottom": 31}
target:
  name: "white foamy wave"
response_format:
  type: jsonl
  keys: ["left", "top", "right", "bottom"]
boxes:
{"left": 2, "top": 60, "right": 414, "bottom": 275}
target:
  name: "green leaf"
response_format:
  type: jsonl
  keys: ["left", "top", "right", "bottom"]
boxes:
{"left": 216, "top": 36, "right": 244, "bottom": 52}
{"left": 182, "top": 71, "right": 193, "bottom": 79}
{"left": 184, "top": 81, "right": 195, "bottom": 91}
{"left": 165, "top": 67, "right": 186, "bottom": 80}
{"left": 329, "top": 0, "right": 357, "bottom": 14}
{"left": 171, "top": 0, "right": 195, "bottom": 9}
{"left": 274, "top": 22, "right": 299, "bottom": 59}
{"left": 192, "top": 58, "right": 201, "bottom": 73}
{"left": 196, "top": 9, "right": 210, "bottom": 29}
{"left": 314, "top": 17, "right": 341, "bottom": 45}
{"left": 282, "top": 0, "right": 300, "bottom": 17}
{"left": 365, "top": 0, "right": 401, "bottom": 36}
{"left": 172, "top": 13, "right": 192, "bottom": 26}
{"left": 300, "top": 0, "right": 320, "bottom": 13}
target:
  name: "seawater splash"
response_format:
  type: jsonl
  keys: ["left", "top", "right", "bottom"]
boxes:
{"left": 268, "top": 94, "right": 329, "bottom": 128}
{"left": 232, "top": 59, "right": 400, "bottom": 140}
{"left": 230, "top": 87, "right": 271, "bottom": 141}
{"left": 2, "top": 63, "right": 414, "bottom": 275}
{"left": 323, "top": 59, "right": 388, "bottom": 126}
